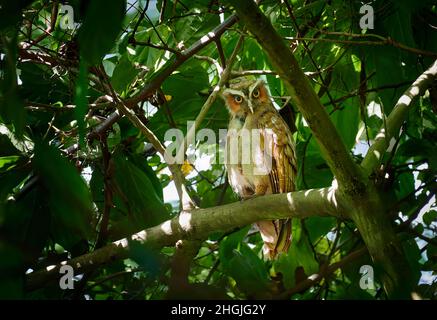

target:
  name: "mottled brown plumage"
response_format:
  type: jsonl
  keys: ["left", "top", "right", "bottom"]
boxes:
{"left": 222, "top": 77, "right": 297, "bottom": 259}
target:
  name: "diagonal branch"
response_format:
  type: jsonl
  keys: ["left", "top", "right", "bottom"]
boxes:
{"left": 361, "top": 59, "right": 437, "bottom": 175}
{"left": 278, "top": 247, "right": 368, "bottom": 299}
{"left": 175, "top": 35, "right": 244, "bottom": 163}
{"left": 224, "top": 0, "right": 365, "bottom": 196}
{"left": 25, "top": 186, "right": 344, "bottom": 291}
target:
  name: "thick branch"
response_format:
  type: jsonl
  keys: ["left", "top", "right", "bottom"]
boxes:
{"left": 224, "top": 0, "right": 364, "bottom": 195}
{"left": 167, "top": 240, "right": 202, "bottom": 299}
{"left": 25, "top": 187, "right": 343, "bottom": 291}
{"left": 361, "top": 59, "right": 437, "bottom": 175}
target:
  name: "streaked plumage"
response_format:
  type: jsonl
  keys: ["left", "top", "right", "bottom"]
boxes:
{"left": 222, "top": 77, "right": 297, "bottom": 259}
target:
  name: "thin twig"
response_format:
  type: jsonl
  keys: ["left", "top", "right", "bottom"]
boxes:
{"left": 285, "top": 36, "right": 437, "bottom": 57}
{"left": 277, "top": 247, "right": 367, "bottom": 299}
{"left": 175, "top": 35, "right": 245, "bottom": 164}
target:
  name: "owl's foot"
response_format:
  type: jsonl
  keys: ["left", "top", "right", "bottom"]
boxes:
{"left": 240, "top": 194, "right": 260, "bottom": 202}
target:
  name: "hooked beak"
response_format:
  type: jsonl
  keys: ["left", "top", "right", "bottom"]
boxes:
{"left": 248, "top": 101, "right": 254, "bottom": 114}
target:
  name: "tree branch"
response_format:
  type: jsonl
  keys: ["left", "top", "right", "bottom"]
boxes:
{"left": 285, "top": 36, "right": 437, "bottom": 58}
{"left": 277, "top": 247, "right": 367, "bottom": 299}
{"left": 361, "top": 59, "right": 437, "bottom": 175}
{"left": 25, "top": 186, "right": 343, "bottom": 291}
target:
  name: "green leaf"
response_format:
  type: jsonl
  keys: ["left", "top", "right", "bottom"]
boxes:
{"left": 128, "top": 241, "right": 163, "bottom": 279}
{"left": 0, "top": 134, "right": 21, "bottom": 157}
{"left": 112, "top": 152, "right": 169, "bottom": 234}
{"left": 19, "top": 62, "right": 71, "bottom": 104}
{"left": 89, "top": 165, "right": 105, "bottom": 212}
{"left": 423, "top": 210, "right": 437, "bottom": 226}
{"left": 305, "top": 216, "right": 336, "bottom": 243}
{"left": 0, "top": 30, "right": 25, "bottom": 137}
{"left": 219, "top": 227, "right": 250, "bottom": 263}
{"left": 129, "top": 154, "right": 164, "bottom": 202}
{"left": 220, "top": 239, "right": 270, "bottom": 297}
{"left": 395, "top": 172, "right": 415, "bottom": 201}
{"left": 0, "top": 0, "right": 33, "bottom": 30}
{"left": 402, "top": 237, "right": 422, "bottom": 286}
{"left": 162, "top": 62, "right": 210, "bottom": 102}
{"left": 0, "top": 169, "right": 29, "bottom": 201}
{"left": 297, "top": 152, "right": 333, "bottom": 189}
{"left": 32, "top": 141, "right": 93, "bottom": 249}
{"left": 0, "top": 242, "right": 24, "bottom": 299}
{"left": 330, "top": 98, "right": 360, "bottom": 150}
{"left": 78, "top": 0, "right": 126, "bottom": 65}
{"left": 0, "top": 156, "right": 20, "bottom": 172}
{"left": 111, "top": 54, "right": 138, "bottom": 94}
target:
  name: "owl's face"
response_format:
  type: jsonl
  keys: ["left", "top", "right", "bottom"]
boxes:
{"left": 222, "top": 78, "right": 270, "bottom": 117}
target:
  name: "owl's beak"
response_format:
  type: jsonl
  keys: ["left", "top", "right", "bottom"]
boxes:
{"left": 248, "top": 101, "right": 254, "bottom": 114}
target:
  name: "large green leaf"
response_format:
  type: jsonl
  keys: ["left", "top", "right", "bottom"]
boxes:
{"left": 219, "top": 228, "right": 270, "bottom": 297}
{"left": 111, "top": 54, "right": 138, "bottom": 94}
{"left": 0, "top": 30, "right": 25, "bottom": 137}
{"left": 0, "top": 241, "right": 24, "bottom": 299}
{"left": 219, "top": 227, "right": 250, "bottom": 263}
{"left": 402, "top": 236, "right": 422, "bottom": 286}
{"left": 0, "top": 0, "right": 33, "bottom": 30}
{"left": 0, "top": 134, "right": 21, "bottom": 157}
{"left": 33, "top": 141, "right": 93, "bottom": 250}
{"left": 129, "top": 154, "right": 164, "bottom": 202}
{"left": 78, "top": 0, "right": 126, "bottom": 65}
{"left": 19, "top": 62, "right": 71, "bottom": 104}
{"left": 305, "top": 216, "right": 336, "bottom": 243}
{"left": 111, "top": 152, "right": 169, "bottom": 236}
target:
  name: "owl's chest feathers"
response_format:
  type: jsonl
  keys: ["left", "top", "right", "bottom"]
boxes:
{"left": 226, "top": 113, "right": 272, "bottom": 196}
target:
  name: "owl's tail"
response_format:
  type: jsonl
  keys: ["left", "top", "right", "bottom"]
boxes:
{"left": 256, "top": 219, "right": 292, "bottom": 259}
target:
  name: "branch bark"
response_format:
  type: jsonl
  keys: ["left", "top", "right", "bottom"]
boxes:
{"left": 361, "top": 59, "right": 437, "bottom": 175}
{"left": 25, "top": 187, "right": 342, "bottom": 291}
{"left": 278, "top": 247, "right": 368, "bottom": 299}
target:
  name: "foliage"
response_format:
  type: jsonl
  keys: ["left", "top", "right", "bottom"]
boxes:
{"left": 0, "top": 0, "right": 436, "bottom": 300}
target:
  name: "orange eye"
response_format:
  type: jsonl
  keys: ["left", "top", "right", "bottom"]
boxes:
{"left": 234, "top": 95, "right": 243, "bottom": 103}
{"left": 252, "top": 88, "right": 260, "bottom": 98}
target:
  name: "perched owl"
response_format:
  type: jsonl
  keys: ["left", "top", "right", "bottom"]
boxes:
{"left": 222, "top": 77, "right": 297, "bottom": 259}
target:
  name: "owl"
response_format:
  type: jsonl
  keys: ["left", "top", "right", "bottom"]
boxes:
{"left": 222, "top": 77, "right": 297, "bottom": 259}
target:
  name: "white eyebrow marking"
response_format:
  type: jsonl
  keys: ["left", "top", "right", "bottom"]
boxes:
{"left": 222, "top": 89, "right": 247, "bottom": 99}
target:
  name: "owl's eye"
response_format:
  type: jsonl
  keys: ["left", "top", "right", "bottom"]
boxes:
{"left": 252, "top": 88, "right": 260, "bottom": 98}
{"left": 233, "top": 95, "right": 243, "bottom": 103}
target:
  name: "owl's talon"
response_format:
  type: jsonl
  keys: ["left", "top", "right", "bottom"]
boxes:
{"left": 241, "top": 194, "right": 259, "bottom": 201}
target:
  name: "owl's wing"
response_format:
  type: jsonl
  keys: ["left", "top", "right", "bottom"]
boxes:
{"left": 257, "top": 109, "right": 297, "bottom": 194}
{"left": 257, "top": 109, "right": 297, "bottom": 258}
